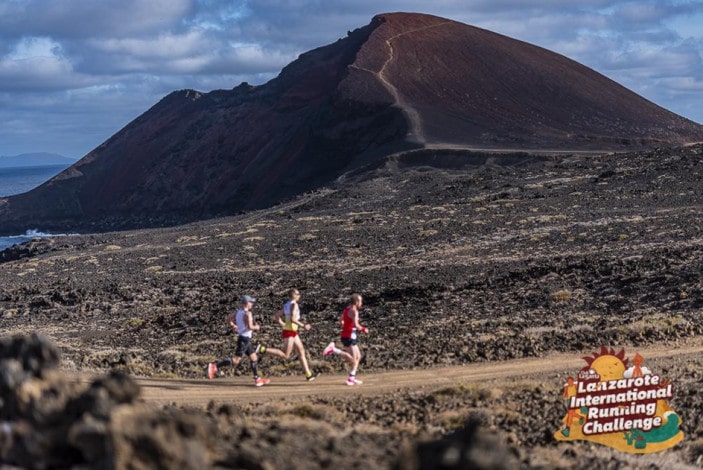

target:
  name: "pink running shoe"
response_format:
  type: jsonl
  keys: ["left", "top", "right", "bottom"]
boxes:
{"left": 345, "top": 377, "right": 356, "bottom": 386}
{"left": 207, "top": 363, "right": 217, "bottom": 380}
{"left": 255, "top": 377, "right": 270, "bottom": 387}
{"left": 323, "top": 342, "right": 335, "bottom": 356}
{"left": 352, "top": 377, "right": 363, "bottom": 385}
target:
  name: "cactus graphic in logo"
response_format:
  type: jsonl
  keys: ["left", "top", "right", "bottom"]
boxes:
{"left": 554, "top": 346, "right": 683, "bottom": 453}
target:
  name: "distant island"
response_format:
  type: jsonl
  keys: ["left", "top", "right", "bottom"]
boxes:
{"left": 0, "top": 153, "right": 77, "bottom": 169}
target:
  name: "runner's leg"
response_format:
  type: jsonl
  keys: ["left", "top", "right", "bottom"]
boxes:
{"left": 348, "top": 344, "right": 363, "bottom": 384}
{"left": 343, "top": 344, "right": 359, "bottom": 371}
{"left": 293, "top": 336, "right": 311, "bottom": 376}
{"left": 248, "top": 344, "right": 262, "bottom": 379}
{"left": 263, "top": 336, "right": 295, "bottom": 359}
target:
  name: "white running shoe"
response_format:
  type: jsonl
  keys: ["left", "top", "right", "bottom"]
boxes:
{"left": 323, "top": 342, "right": 335, "bottom": 356}
{"left": 352, "top": 377, "right": 363, "bottom": 385}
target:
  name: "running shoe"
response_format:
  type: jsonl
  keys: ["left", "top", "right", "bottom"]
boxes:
{"left": 254, "top": 377, "right": 270, "bottom": 387}
{"left": 323, "top": 342, "right": 335, "bottom": 356}
{"left": 254, "top": 343, "right": 264, "bottom": 354}
{"left": 207, "top": 363, "right": 217, "bottom": 380}
{"left": 345, "top": 377, "right": 356, "bottom": 386}
{"left": 306, "top": 371, "right": 320, "bottom": 382}
{"left": 352, "top": 377, "right": 363, "bottom": 385}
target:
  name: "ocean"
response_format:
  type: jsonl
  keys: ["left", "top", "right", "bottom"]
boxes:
{"left": 0, "top": 164, "right": 72, "bottom": 251}
{"left": 0, "top": 164, "right": 68, "bottom": 197}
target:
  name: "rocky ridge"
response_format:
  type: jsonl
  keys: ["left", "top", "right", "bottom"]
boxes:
{"left": 0, "top": 144, "right": 702, "bottom": 467}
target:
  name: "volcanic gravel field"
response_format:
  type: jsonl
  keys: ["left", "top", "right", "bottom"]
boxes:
{"left": 1, "top": 145, "right": 702, "bottom": 468}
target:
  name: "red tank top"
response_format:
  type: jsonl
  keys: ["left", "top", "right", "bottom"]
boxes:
{"left": 341, "top": 306, "right": 356, "bottom": 339}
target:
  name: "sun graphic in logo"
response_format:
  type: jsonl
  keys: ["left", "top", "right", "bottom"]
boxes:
{"left": 582, "top": 346, "right": 628, "bottom": 381}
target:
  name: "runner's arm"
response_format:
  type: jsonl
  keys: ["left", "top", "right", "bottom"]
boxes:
{"left": 275, "top": 309, "right": 285, "bottom": 327}
{"left": 245, "top": 311, "right": 260, "bottom": 331}
{"left": 351, "top": 308, "right": 368, "bottom": 333}
{"left": 291, "top": 303, "right": 311, "bottom": 330}
{"left": 225, "top": 312, "right": 238, "bottom": 332}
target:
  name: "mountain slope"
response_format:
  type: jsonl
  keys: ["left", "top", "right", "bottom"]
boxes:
{"left": 347, "top": 13, "right": 703, "bottom": 149}
{"left": 1, "top": 12, "right": 702, "bottom": 235}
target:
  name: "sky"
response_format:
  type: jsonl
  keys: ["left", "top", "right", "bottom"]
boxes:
{"left": 1, "top": 0, "right": 702, "bottom": 159}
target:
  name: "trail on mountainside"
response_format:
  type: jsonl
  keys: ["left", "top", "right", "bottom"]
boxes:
{"left": 351, "top": 22, "right": 451, "bottom": 145}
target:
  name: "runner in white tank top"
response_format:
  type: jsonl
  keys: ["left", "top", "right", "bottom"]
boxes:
{"left": 236, "top": 309, "right": 253, "bottom": 338}
{"left": 207, "top": 295, "right": 270, "bottom": 386}
{"left": 256, "top": 288, "right": 319, "bottom": 381}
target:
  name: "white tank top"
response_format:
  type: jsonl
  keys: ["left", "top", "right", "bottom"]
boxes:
{"left": 283, "top": 300, "right": 299, "bottom": 332}
{"left": 236, "top": 309, "right": 252, "bottom": 338}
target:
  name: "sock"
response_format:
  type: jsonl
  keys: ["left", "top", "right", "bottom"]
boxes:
{"left": 349, "top": 369, "right": 357, "bottom": 377}
{"left": 251, "top": 361, "right": 259, "bottom": 379}
{"left": 217, "top": 358, "right": 233, "bottom": 368}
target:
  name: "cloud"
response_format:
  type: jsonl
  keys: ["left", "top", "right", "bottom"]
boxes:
{"left": 0, "top": 36, "right": 96, "bottom": 91}
{"left": 0, "top": 0, "right": 193, "bottom": 38}
{"left": 1, "top": 0, "right": 703, "bottom": 156}
{"left": 81, "top": 30, "right": 214, "bottom": 74}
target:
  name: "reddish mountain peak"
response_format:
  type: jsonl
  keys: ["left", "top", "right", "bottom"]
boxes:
{"left": 347, "top": 12, "right": 703, "bottom": 149}
{"left": 372, "top": 11, "right": 453, "bottom": 27}
{"left": 1, "top": 13, "right": 702, "bottom": 235}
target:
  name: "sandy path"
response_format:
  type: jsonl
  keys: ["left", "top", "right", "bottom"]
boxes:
{"left": 136, "top": 339, "right": 703, "bottom": 407}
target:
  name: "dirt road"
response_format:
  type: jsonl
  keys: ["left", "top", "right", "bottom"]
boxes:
{"left": 137, "top": 339, "right": 703, "bottom": 407}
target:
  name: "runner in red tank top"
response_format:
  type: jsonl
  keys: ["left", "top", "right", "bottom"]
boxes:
{"left": 341, "top": 305, "right": 356, "bottom": 339}
{"left": 323, "top": 293, "right": 368, "bottom": 385}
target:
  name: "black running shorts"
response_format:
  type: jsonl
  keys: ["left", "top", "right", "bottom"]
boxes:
{"left": 235, "top": 336, "right": 255, "bottom": 357}
{"left": 341, "top": 337, "right": 358, "bottom": 347}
